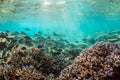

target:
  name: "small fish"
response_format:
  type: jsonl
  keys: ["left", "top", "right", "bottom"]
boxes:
{"left": 59, "top": 38, "right": 65, "bottom": 41}
{"left": 38, "top": 31, "right": 42, "bottom": 34}
{"left": 59, "top": 38, "right": 69, "bottom": 42}
{"left": 44, "top": 34, "right": 48, "bottom": 36}
{"left": 21, "top": 32, "right": 26, "bottom": 35}
{"left": 25, "top": 28, "right": 31, "bottom": 31}
{"left": 65, "top": 56, "right": 72, "bottom": 60}
{"left": 7, "top": 39, "right": 17, "bottom": 50}
{"left": 34, "top": 33, "right": 40, "bottom": 36}
{"left": 2, "top": 48, "right": 8, "bottom": 58}
{"left": 6, "top": 30, "right": 9, "bottom": 33}
{"left": 59, "top": 39, "right": 69, "bottom": 43}
{"left": 75, "top": 41, "right": 79, "bottom": 43}
{"left": 53, "top": 32, "right": 60, "bottom": 36}
{"left": 47, "top": 36, "right": 51, "bottom": 39}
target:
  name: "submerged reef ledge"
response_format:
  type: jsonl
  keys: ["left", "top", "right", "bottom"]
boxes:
{"left": 0, "top": 31, "right": 120, "bottom": 80}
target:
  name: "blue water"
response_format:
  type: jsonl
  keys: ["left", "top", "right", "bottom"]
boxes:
{"left": 0, "top": 0, "right": 120, "bottom": 42}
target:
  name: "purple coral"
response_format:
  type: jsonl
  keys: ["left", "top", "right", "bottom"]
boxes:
{"left": 59, "top": 42, "right": 120, "bottom": 80}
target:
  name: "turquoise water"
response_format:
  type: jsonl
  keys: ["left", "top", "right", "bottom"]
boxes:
{"left": 0, "top": 1, "right": 120, "bottom": 79}
{"left": 0, "top": 0, "right": 120, "bottom": 42}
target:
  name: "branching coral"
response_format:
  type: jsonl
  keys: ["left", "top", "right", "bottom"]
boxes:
{"left": 0, "top": 65, "right": 46, "bottom": 80}
{"left": 59, "top": 42, "right": 120, "bottom": 80}
{"left": 0, "top": 45, "right": 70, "bottom": 79}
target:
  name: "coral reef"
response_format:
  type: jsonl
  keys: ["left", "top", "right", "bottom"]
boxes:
{"left": 1, "top": 30, "right": 120, "bottom": 80}
{"left": 10, "top": 47, "right": 71, "bottom": 75}
{"left": 0, "top": 46, "right": 70, "bottom": 79}
{"left": 0, "top": 31, "right": 73, "bottom": 79}
{"left": 0, "top": 32, "right": 14, "bottom": 50}
{"left": 59, "top": 42, "right": 120, "bottom": 80}
{"left": 0, "top": 65, "right": 46, "bottom": 80}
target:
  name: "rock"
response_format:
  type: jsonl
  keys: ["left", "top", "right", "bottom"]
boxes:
{"left": 7, "top": 35, "right": 15, "bottom": 39}
{"left": 7, "top": 39, "right": 17, "bottom": 50}
{"left": 0, "top": 38, "right": 8, "bottom": 50}
{"left": 24, "top": 35, "right": 32, "bottom": 41}
{"left": 2, "top": 48, "right": 9, "bottom": 58}
{"left": 0, "top": 32, "right": 8, "bottom": 38}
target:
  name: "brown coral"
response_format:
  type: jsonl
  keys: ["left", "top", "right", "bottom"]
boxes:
{"left": 0, "top": 65, "right": 46, "bottom": 80}
{"left": 59, "top": 42, "right": 120, "bottom": 80}
{"left": 0, "top": 45, "right": 70, "bottom": 79}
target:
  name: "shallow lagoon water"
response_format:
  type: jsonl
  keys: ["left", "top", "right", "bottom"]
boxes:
{"left": 0, "top": 0, "right": 120, "bottom": 42}
{"left": 0, "top": 0, "right": 120, "bottom": 79}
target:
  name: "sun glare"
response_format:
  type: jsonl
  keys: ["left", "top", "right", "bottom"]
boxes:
{"left": 41, "top": 1, "right": 66, "bottom": 6}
